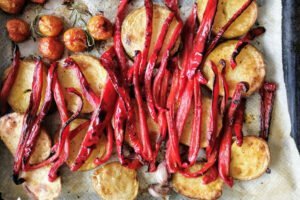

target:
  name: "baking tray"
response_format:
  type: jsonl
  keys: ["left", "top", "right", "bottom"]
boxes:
{"left": 282, "top": 0, "right": 300, "bottom": 152}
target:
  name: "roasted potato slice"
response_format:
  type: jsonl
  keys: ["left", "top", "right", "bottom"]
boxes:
{"left": 180, "top": 96, "right": 222, "bottom": 148}
{"left": 57, "top": 54, "right": 108, "bottom": 113}
{"left": 92, "top": 162, "right": 139, "bottom": 200}
{"left": 202, "top": 40, "right": 265, "bottom": 97}
{"left": 0, "top": 113, "right": 61, "bottom": 200}
{"left": 54, "top": 118, "right": 107, "bottom": 171}
{"left": 197, "top": 0, "right": 257, "bottom": 38}
{"left": 4, "top": 60, "right": 47, "bottom": 113}
{"left": 172, "top": 163, "right": 223, "bottom": 200}
{"left": 230, "top": 136, "right": 270, "bottom": 181}
{"left": 121, "top": 4, "right": 180, "bottom": 61}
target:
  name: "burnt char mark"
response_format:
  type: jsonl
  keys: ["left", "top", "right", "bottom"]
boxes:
{"left": 12, "top": 173, "right": 25, "bottom": 185}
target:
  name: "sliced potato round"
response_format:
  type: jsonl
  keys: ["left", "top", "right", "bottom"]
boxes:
{"left": 0, "top": 112, "right": 51, "bottom": 164}
{"left": 92, "top": 162, "right": 139, "bottom": 200}
{"left": 230, "top": 136, "right": 270, "bottom": 181}
{"left": 0, "top": 112, "right": 61, "bottom": 199}
{"left": 197, "top": 0, "right": 257, "bottom": 38}
{"left": 180, "top": 96, "right": 223, "bottom": 148}
{"left": 57, "top": 54, "right": 108, "bottom": 113}
{"left": 172, "top": 163, "right": 223, "bottom": 200}
{"left": 55, "top": 118, "right": 107, "bottom": 171}
{"left": 121, "top": 4, "right": 180, "bottom": 61}
{"left": 202, "top": 40, "right": 265, "bottom": 97}
{"left": 5, "top": 60, "right": 47, "bottom": 113}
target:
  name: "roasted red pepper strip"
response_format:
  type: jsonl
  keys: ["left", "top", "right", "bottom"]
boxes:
{"left": 71, "top": 80, "right": 117, "bottom": 171}
{"left": 114, "top": 0, "right": 130, "bottom": 77}
{"left": 220, "top": 60, "right": 229, "bottom": 116}
{"left": 13, "top": 58, "right": 44, "bottom": 185}
{"left": 64, "top": 57, "right": 100, "bottom": 108}
{"left": 0, "top": 45, "right": 20, "bottom": 115}
{"left": 48, "top": 88, "right": 83, "bottom": 181}
{"left": 144, "top": 12, "right": 175, "bottom": 121}
{"left": 164, "top": 0, "right": 179, "bottom": 18}
{"left": 218, "top": 82, "right": 249, "bottom": 187}
{"left": 202, "top": 165, "right": 218, "bottom": 184}
{"left": 178, "top": 4, "right": 197, "bottom": 97}
{"left": 94, "top": 124, "right": 114, "bottom": 165}
{"left": 133, "top": 52, "right": 153, "bottom": 162}
{"left": 186, "top": 0, "right": 217, "bottom": 79}
{"left": 206, "top": 62, "right": 220, "bottom": 157}
{"left": 187, "top": 73, "right": 202, "bottom": 165}
{"left": 153, "top": 21, "right": 183, "bottom": 110}
{"left": 231, "top": 27, "right": 266, "bottom": 69}
{"left": 259, "top": 82, "right": 277, "bottom": 140}
{"left": 139, "top": 0, "right": 153, "bottom": 76}
{"left": 234, "top": 98, "right": 246, "bottom": 146}
{"left": 206, "top": 0, "right": 255, "bottom": 56}
{"left": 68, "top": 120, "right": 90, "bottom": 140}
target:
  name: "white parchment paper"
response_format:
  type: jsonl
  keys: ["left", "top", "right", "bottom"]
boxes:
{"left": 0, "top": 0, "right": 299, "bottom": 199}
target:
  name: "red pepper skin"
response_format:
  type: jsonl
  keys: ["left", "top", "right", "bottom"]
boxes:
{"left": 71, "top": 80, "right": 117, "bottom": 171}
{"left": 13, "top": 59, "right": 44, "bottom": 185}
{"left": 186, "top": 0, "right": 218, "bottom": 79}
{"left": 0, "top": 45, "right": 20, "bottom": 115}
{"left": 218, "top": 82, "right": 249, "bottom": 187}
{"left": 259, "top": 82, "right": 277, "bottom": 141}
{"left": 139, "top": 0, "right": 153, "bottom": 76}
{"left": 234, "top": 98, "right": 246, "bottom": 146}
{"left": 187, "top": 74, "right": 202, "bottom": 165}
{"left": 64, "top": 57, "right": 100, "bottom": 108}
{"left": 144, "top": 12, "right": 175, "bottom": 121}
{"left": 178, "top": 4, "right": 197, "bottom": 97}
{"left": 114, "top": 0, "right": 130, "bottom": 77}
{"left": 231, "top": 27, "right": 265, "bottom": 69}
{"left": 133, "top": 52, "right": 153, "bottom": 162}
{"left": 206, "top": 0, "right": 255, "bottom": 56}
{"left": 206, "top": 62, "right": 220, "bottom": 157}
{"left": 202, "top": 165, "right": 218, "bottom": 184}
{"left": 94, "top": 124, "right": 114, "bottom": 165}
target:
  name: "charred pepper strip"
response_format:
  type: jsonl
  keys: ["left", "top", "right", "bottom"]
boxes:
{"left": 13, "top": 58, "right": 44, "bottom": 184}
{"left": 186, "top": 0, "right": 218, "bottom": 79}
{"left": 64, "top": 57, "right": 100, "bottom": 108}
{"left": 114, "top": 0, "right": 130, "bottom": 77}
{"left": 139, "top": 0, "right": 153, "bottom": 76}
{"left": 218, "top": 82, "right": 249, "bottom": 187}
{"left": 259, "top": 82, "right": 277, "bottom": 140}
{"left": 133, "top": 52, "right": 153, "bottom": 161}
{"left": 94, "top": 124, "right": 114, "bottom": 165}
{"left": 233, "top": 98, "right": 246, "bottom": 146}
{"left": 206, "top": 62, "right": 220, "bottom": 157}
{"left": 178, "top": 4, "right": 197, "bottom": 97}
{"left": 206, "top": 0, "right": 255, "bottom": 56}
{"left": 71, "top": 80, "right": 118, "bottom": 171}
{"left": 0, "top": 45, "right": 20, "bottom": 115}
{"left": 144, "top": 12, "right": 175, "bottom": 121}
{"left": 231, "top": 27, "right": 266, "bottom": 69}
{"left": 188, "top": 73, "right": 202, "bottom": 165}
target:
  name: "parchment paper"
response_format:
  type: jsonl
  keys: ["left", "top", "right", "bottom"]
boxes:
{"left": 0, "top": 0, "right": 300, "bottom": 199}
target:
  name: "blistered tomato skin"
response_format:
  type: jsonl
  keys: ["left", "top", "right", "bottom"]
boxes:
{"left": 38, "top": 15, "right": 64, "bottom": 37}
{"left": 6, "top": 19, "right": 30, "bottom": 43}
{"left": 38, "top": 37, "right": 64, "bottom": 61}
{"left": 87, "top": 15, "right": 113, "bottom": 41}
{"left": 63, "top": 28, "right": 87, "bottom": 52}
{"left": 0, "top": 0, "right": 25, "bottom": 14}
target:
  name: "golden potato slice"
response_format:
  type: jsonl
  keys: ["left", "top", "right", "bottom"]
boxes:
{"left": 0, "top": 112, "right": 51, "bottom": 164}
{"left": 230, "top": 136, "right": 270, "bottom": 181}
{"left": 0, "top": 112, "right": 61, "bottom": 200}
{"left": 54, "top": 118, "right": 107, "bottom": 171}
{"left": 202, "top": 40, "right": 265, "bottom": 97}
{"left": 121, "top": 4, "right": 180, "bottom": 61}
{"left": 57, "top": 54, "right": 108, "bottom": 113}
{"left": 180, "top": 96, "right": 223, "bottom": 148}
{"left": 197, "top": 0, "right": 257, "bottom": 38}
{"left": 92, "top": 162, "right": 139, "bottom": 200}
{"left": 172, "top": 163, "right": 223, "bottom": 200}
{"left": 5, "top": 60, "right": 47, "bottom": 113}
